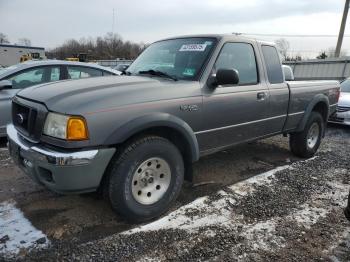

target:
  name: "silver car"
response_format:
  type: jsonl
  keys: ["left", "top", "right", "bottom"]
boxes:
{"left": 0, "top": 60, "right": 120, "bottom": 137}
{"left": 329, "top": 78, "right": 350, "bottom": 125}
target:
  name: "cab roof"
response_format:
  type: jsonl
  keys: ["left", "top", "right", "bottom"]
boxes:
{"left": 158, "top": 33, "right": 276, "bottom": 46}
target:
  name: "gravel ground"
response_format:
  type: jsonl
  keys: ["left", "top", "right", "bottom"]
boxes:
{"left": 0, "top": 125, "right": 349, "bottom": 261}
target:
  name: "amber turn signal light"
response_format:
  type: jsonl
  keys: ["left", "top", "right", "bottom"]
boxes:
{"left": 66, "top": 117, "right": 89, "bottom": 140}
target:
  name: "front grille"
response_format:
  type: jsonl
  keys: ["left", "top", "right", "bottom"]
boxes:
{"left": 337, "top": 106, "right": 350, "bottom": 113}
{"left": 12, "top": 101, "right": 37, "bottom": 135}
{"left": 11, "top": 97, "right": 48, "bottom": 143}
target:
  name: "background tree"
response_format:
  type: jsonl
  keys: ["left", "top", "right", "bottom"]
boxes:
{"left": 284, "top": 54, "right": 302, "bottom": 61}
{"left": 46, "top": 32, "right": 145, "bottom": 60}
{"left": 17, "top": 38, "right": 31, "bottom": 46}
{"left": 275, "top": 38, "right": 290, "bottom": 60}
{"left": 316, "top": 51, "right": 327, "bottom": 59}
{"left": 0, "top": 33, "right": 9, "bottom": 44}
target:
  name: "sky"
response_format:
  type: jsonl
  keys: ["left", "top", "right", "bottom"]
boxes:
{"left": 0, "top": 0, "right": 349, "bottom": 58}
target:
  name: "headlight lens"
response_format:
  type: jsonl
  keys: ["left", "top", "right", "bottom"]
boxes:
{"left": 43, "top": 113, "right": 88, "bottom": 140}
{"left": 43, "top": 113, "right": 68, "bottom": 139}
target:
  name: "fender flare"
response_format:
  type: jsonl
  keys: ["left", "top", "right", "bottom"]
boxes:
{"left": 104, "top": 113, "right": 200, "bottom": 162}
{"left": 295, "top": 94, "right": 329, "bottom": 132}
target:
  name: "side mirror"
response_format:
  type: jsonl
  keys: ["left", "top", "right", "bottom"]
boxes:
{"left": 282, "top": 65, "right": 294, "bottom": 81}
{"left": 210, "top": 68, "right": 239, "bottom": 87}
{"left": 0, "top": 80, "right": 12, "bottom": 91}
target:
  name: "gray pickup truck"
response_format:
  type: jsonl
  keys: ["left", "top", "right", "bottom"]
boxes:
{"left": 7, "top": 34, "right": 340, "bottom": 222}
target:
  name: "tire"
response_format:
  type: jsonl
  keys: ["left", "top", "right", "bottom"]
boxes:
{"left": 107, "top": 136, "right": 184, "bottom": 222}
{"left": 289, "top": 111, "right": 324, "bottom": 158}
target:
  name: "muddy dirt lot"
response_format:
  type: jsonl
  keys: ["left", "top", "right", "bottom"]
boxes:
{"left": 0, "top": 125, "right": 349, "bottom": 261}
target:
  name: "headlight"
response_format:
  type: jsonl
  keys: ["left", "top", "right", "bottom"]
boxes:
{"left": 43, "top": 112, "right": 89, "bottom": 140}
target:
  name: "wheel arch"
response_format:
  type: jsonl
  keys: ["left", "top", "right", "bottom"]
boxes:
{"left": 104, "top": 113, "right": 200, "bottom": 163}
{"left": 295, "top": 94, "right": 329, "bottom": 133}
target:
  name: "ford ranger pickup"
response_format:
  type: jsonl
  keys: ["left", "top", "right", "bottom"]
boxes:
{"left": 7, "top": 34, "right": 340, "bottom": 222}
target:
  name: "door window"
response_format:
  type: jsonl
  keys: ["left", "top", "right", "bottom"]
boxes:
{"left": 67, "top": 66, "right": 103, "bottom": 79}
{"left": 7, "top": 66, "right": 61, "bottom": 89}
{"left": 261, "top": 45, "right": 284, "bottom": 84}
{"left": 215, "top": 43, "right": 258, "bottom": 85}
{"left": 50, "top": 67, "right": 60, "bottom": 81}
{"left": 7, "top": 68, "right": 45, "bottom": 89}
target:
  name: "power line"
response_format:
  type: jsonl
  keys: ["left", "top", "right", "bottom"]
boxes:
{"left": 241, "top": 33, "right": 350, "bottom": 38}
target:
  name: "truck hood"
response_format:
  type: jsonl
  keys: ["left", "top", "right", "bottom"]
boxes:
{"left": 17, "top": 76, "right": 199, "bottom": 114}
{"left": 338, "top": 92, "right": 350, "bottom": 107}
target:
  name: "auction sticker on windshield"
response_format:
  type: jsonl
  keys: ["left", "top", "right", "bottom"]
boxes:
{"left": 179, "top": 44, "right": 207, "bottom": 52}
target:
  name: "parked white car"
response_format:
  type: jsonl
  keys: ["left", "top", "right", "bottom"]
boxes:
{"left": 329, "top": 78, "right": 350, "bottom": 125}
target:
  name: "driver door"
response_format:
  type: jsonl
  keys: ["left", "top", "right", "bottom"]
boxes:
{"left": 198, "top": 42, "right": 270, "bottom": 152}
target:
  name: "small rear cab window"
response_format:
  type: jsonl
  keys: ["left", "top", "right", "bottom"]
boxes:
{"left": 261, "top": 45, "right": 284, "bottom": 84}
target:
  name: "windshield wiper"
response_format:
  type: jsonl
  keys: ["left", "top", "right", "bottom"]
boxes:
{"left": 138, "top": 69, "right": 178, "bottom": 81}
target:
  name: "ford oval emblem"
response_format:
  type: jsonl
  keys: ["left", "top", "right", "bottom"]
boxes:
{"left": 16, "top": 113, "right": 24, "bottom": 124}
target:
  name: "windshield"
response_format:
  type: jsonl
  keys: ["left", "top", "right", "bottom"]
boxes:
{"left": 127, "top": 37, "right": 217, "bottom": 81}
{"left": 341, "top": 79, "right": 350, "bottom": 93}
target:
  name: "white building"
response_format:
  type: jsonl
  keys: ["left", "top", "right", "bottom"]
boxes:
{"left": 0, "top": 44, "right": 46, "bottom": 67}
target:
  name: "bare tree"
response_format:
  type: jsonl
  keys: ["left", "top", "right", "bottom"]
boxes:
{"left": 17, "top": 38, "right": 31, "bottom": 46}
{"left": 0, "top": 33, "right": 9, "bottom": 44}
{"left": 316, "top": 51, "right": 327, "bottom": 59}
{"left": 46, "top": 32, "right": 144, "bottom": 60}
{"left": 275, "top": 38, "right": 290, "bottom": 60}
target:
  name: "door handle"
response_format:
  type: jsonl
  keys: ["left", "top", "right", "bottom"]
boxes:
{"left": 257, "top": 92, "right": 267, "bottom": 101}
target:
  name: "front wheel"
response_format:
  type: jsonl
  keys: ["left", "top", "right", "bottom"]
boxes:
{"left": 290, "top": 112, "right": 324, "bottom": 158}
{"left": 107, "top": 136, "right": 184, "bottom": 222}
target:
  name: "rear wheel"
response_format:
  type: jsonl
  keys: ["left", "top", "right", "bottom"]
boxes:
{"left": 290, "top": 112, "right": 324, "bottom": 158}
{"left": 107, "top": 136, "right": 184, "bottom": 222}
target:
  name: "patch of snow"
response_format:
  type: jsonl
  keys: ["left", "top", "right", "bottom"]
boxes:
{"left": 229, "top": 165, "right": 290, "bottom": 195}
{"left": 288, "top": 205, "right": 328, "bottom": 229}
{"left": 301, "top": 156, "right": 318, "bottom": 162}
{"left": 243, "top": 221, "right": 284, "bottom": 250}
{"left": 0, "top": 200, "right": 49, "bottom": 258}
{"left": 125, "top": 196, "right": 234, "bottom": 234}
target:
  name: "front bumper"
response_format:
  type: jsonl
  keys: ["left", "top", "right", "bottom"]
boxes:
{"left": 7, "top": 124, "right": 115, "bottom": 194}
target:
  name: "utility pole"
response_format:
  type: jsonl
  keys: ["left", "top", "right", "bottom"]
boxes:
{"left": 335, "top": 0, "right": 349, "bottom": 57}
{"left": 112, "top": 8, "right": 115, "bottom": 34}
